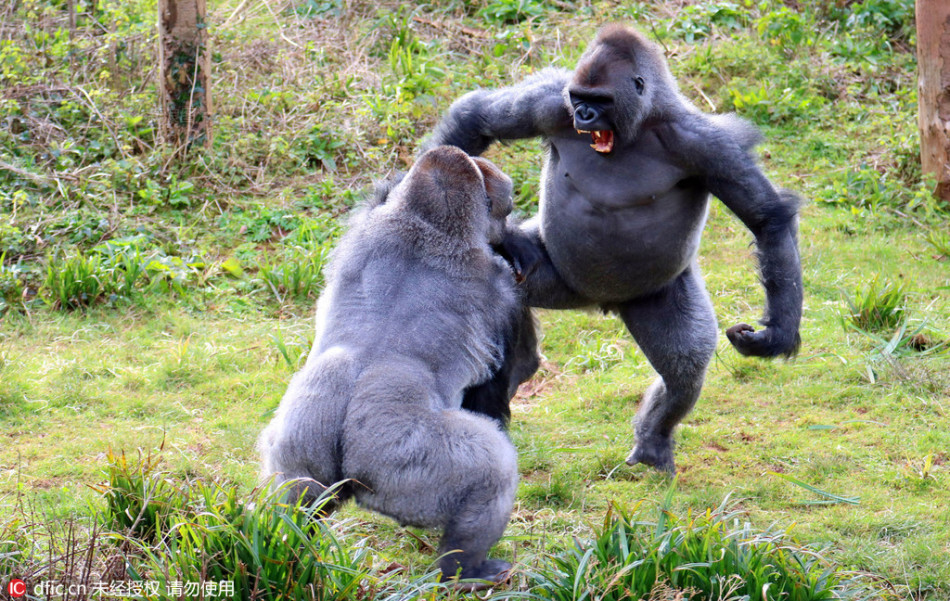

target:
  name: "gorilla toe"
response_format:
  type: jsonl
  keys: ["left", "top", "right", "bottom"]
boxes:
{"left": 626, "top": 440, "right": 676, "bottom": 474}
{"left": 449, "top": 559, "right": 512, "bottom": 591}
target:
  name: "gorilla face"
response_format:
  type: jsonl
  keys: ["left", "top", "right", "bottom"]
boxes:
{"left": 568, "top": 88, "right": 616, "bottom": 153}
{"left": 567, "top": 26, "right": 655, "bottom": 154}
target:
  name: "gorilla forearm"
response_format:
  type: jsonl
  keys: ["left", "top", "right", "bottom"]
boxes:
{"left": 704, "top": 162, "right": 804, "bottom": 358}
{"left": 423, "top": 68, "right": 571, "bottom": 155}
{"left": 728, "top": 222, "right": 802, "bottom": 357}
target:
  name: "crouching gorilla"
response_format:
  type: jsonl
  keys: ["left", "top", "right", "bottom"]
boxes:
{"left": 425, "top": 24, "right": 803, "bottom": 473}
{"left": 258, "top": 147, "right": 525, "bottom": 588}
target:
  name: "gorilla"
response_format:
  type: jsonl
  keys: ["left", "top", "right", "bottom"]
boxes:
{"left": 425, "top": 24, "right": 803, "bottom": 473}
{"left": 259, "top": 146, "right": 524, "bottom": 588}
{"left": 373, "top": 159, "right": 541, "bottom": 427}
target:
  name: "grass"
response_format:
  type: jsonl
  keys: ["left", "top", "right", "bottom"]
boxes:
{"left": 529, "top": 494, "right": 879, "bottom": 601}
{"left": 842, "top": 275, "right": 908, "bottom": 334}
{"left": 2, "top": 0, "right": 949, "bottom": 599}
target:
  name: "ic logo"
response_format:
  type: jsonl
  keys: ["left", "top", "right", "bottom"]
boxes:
{"left": 6, "top": 579, "right": 26, "bottom": 598}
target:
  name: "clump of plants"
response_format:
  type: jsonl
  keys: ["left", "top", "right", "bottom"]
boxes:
{"left": 95, "top": 450, "right": 441, "bottom": 600}
{"left": 842, "top": 274, "right": 907, "bottom": 333}
{"left": 529, "top": 496, "right": 886, "bottom": 601}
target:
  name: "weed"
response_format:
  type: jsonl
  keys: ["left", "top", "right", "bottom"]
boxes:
{"left": 137, "top": 175, "right": 194, "bottom": 208}
{"left": 143, "top": 253, "right": 205, "bottom": 297}
{"left": 665, "top": 1, "right": 749, "bottom": 43}
{"left": 818, "top": 165, "right": 937, "bottom": 214}
{"left": 830, "top": 0, "right": 915, "bottom": 43}
{"left": 926, "top": 229, "right": 950, "bottom": 259}
{"left": 756, "top": 8, "right": 812, "bottom": 47}
{"left": 94, "top": 448, "right": 182, "bottom": 542}
{"left": 564, "top": 332, "right": 626, "bottom": 373}
{"left": 901, "top": 454, "right": 937, "bottom": 484}
{"left": 479, "top": 0, "right": 548, "bottom": 24}
{"left": 94, "top": 449, "right": 460, "bottom": 600}
{"left": 769, "top": 471, "right": 861, "bottom": 505}
{"left": 255, "top": 245, "right": 329, "bottom": 304}
{"left": 725, "top": 81, "right": 824, "bottom": 125}
{"left": 529, "top": 495, "right": 883, "bottom": 600}
{"left": 295, "top": 125, "right": 345, "bottom": 171}
{"left": 43, "top": 251, "right": 108, "bottom": 309}
{"left": 271, "top": 325, "right": 312, "bottom": 369}
{"left": 521, "top": 471, "right": 579, "bottom": 509}
{"left": 0, "top": 255, "right": 28, "bottom": 313}
{"left": 841, "top": 274, "right": 907, "bottom": 333}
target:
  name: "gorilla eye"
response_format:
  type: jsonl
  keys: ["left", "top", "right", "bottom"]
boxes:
{"left": 633, "top": 76, "right": 645, "bottom": 95}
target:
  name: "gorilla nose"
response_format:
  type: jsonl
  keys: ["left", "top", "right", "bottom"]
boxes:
{"left": 574, "top": 104, "right": 600, "bottom": 127}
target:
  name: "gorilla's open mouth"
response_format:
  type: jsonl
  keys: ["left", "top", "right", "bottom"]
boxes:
{"left": 577, "top": 129, "right": 614, "bottom": 154}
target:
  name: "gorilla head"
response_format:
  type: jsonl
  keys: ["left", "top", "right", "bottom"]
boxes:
{"left": 567, "top": 25, "right": 679, "bottom": 153}
{"left": 388, "top": 146, "right": 492, "bottom": 242}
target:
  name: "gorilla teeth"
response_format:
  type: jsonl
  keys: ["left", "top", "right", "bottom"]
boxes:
{"left": 590, "top": 130, "right": 614, "bottom": 153}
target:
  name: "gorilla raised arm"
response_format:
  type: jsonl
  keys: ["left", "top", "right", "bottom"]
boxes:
{"left": 259, "top": 147, "right": 523, "bottom": 587}
{"left": 425, "top": 24, "right": 803, "bottom": 473}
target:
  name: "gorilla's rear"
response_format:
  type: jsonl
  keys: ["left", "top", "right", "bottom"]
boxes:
{"left": 258, "top": 146, "right": 521, "bottom": 588}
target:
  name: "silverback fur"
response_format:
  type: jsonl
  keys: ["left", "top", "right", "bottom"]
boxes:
{"left": 258, "top": 146, "right": 521, "bottom": 585}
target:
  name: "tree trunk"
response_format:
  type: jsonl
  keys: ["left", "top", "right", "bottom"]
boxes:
{"left": 917, "top": 0, "right": 950, "bottom": 201}
{"left": 158, "top": 0, "right": 211, "bottom": 153}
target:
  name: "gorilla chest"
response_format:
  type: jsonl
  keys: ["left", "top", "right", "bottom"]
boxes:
{"left": 540, "top": 137, "right": 709, "bottom": 300}
{"left": 549, "top": 135, "right": 689, "bottom": 205}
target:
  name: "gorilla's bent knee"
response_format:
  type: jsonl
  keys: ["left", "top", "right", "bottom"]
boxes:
{"left": 259, "top": 147, "right": 521, "bottom": 582}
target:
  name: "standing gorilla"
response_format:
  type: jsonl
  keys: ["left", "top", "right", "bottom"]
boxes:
{"left": 425, "top": 24, "right": 803, "bottom": 473}
{"left": 259, "top": 147, "right": 522, "bottom": 587}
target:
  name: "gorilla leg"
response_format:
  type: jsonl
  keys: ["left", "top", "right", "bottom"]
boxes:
{"left": 259, "top": 348, "right": 358, "bottom": 511}
{"left": 341, "top": 388, "right": 518, "bottom": 586}
{"left": 615, "top": 264, "right": 718, "bottom": 473}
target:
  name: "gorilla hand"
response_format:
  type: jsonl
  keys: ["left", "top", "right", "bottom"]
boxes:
{"left": 495, "top": 226, "right": 544, "bottom": 282}
{"left": 726, "top": 322, "right": 801, "bottom": 358}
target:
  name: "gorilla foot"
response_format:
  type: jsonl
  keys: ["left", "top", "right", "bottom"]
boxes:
{"left": 446, "top": 559, "right": 512, "bottom": 592}
{"left": 626, "top": 438, "right": 676, "bottom": 474}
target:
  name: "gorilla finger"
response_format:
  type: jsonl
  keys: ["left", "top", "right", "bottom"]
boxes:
{"left": 498, "top": 238, "right": 543, "bottom": 279}
{"left": 727, "top": 323, "right": 799, "bottom": 358}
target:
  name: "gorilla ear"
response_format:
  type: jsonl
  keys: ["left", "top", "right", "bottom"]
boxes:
{"left": 633, "top": 76, "right": 645, "bottom": 95}
{"left": 472, "top": 157, "right": 514, "bottom": 219}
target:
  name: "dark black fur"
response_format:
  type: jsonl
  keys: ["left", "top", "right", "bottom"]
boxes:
{"left": 424, "top": 25, "right": 803, "bottom": 473}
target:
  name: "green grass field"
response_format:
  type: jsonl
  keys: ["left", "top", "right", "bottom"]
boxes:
{"left": 1, "top": 0, "right": 948, "bottom": 599}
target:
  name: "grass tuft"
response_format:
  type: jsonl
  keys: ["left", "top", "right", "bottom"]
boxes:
{"left": 528, "top": 494, "right": 886, "bottom": 601}
{"left": 90, "top": 447, "right": 480, "bottom": 600}
{"left": 841, "top": 274, "right": 907, "bottom": 333}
